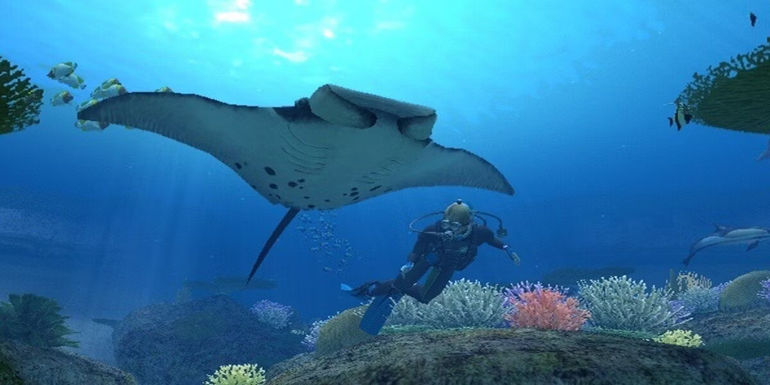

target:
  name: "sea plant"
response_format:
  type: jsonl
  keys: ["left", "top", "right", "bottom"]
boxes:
{"left": 249, "top": 299, "right": 293, "bottom": 329}
{"left": 204, "top": 364, "right": 265, "bottom": 385}
{"left": 301, "top": 317, "right": 329, "bottom": 351}
{"left": 578, "top": 275, "right": 690, "bottom": 334}
{"left": 758, "top": 278, "right": 770, "bottom": 304}
{"left": 386, "top": 278, "right": 510, "bottom": 329}
{"left": 719, "top": 270, "right": 770, "bottom": 311}
{"left": 0, "top": 56, "right": 43, "bottom": 135}
{"left": 503, "top": 281, "right": 590, "bottom": 331}
{"left": 0, "top": 293, "right": 78, "bottom": 348}
{"left": 653, "top": 329, "right": 703, "bottom": 348}
{"left": 671, "top": 283, "right": 726, "bottom": 315}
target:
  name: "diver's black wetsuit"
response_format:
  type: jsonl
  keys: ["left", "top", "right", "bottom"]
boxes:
{"left": 367, "top": 222, "right": 506, "bottom": 303}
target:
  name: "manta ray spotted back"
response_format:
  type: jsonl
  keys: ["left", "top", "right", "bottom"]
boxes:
{"left": 78, "top": 84, "right": 514, "bottom": 281}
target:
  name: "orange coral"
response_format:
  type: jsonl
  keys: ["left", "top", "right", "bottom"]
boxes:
{"left": 504, "top": 288, "right": 590, "bottom": 331}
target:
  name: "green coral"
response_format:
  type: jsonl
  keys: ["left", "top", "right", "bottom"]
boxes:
{"left": 654, "top": 329, "right": 703, "bottom": 348}
{"left": 676, "top": 38, "right": 770, "bottom": 134}
{"left": 204, "top": 364, "right": 265, "bottom": 385}
{"left": 0, "top": 294, "right": 78, "bottom": 348}
{"left": 578, "top": 275, "right": 689, "bottom": 334}
{"left": 719, "top": 270, "right": 770, "bottom": 311}
{"left": 0, "top": 56, "right": 43, "bottom": 135}
{"left": 386, "top": 279, "right": 510, "bottom": 329}
{"left": 315, "top": 305, "right": 373, "bottom": 355}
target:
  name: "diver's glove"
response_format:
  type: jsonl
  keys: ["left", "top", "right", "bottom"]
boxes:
{"left": 503, "top": 245, "right": 520, "bottom": 265}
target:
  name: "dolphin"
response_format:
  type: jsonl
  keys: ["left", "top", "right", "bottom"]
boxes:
{"left": 77, "top": 84, "right": 514, "bottom": 281}
{"left": 757, "top": 139, "right": 770, "bottom": 161}
{"left": 684, "top": 225, "right": 770, "bottom": 265}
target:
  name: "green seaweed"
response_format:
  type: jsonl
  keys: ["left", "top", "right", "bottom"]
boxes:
{"left": 0, "top": 56, "right": 43, "bottom": 135}
{"left": 0, "top": 293, "right": 78, "bottom": 348}
{"left": 719, "top": 270, "right": 770, "bottom": 311}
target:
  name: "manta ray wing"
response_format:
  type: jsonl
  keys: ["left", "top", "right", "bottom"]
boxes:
{"left": 77, "top": 85, "right": 514, "bottom": 276}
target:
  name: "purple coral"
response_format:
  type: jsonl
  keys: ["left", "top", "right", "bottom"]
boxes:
{"left": 250, "top": 299, "right": 293, "bottom": 329}
{"left": 758, "top": 278, "right": 770, "bottom": 304}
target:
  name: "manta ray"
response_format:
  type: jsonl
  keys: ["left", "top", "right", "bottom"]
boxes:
{"left": 78, "top": 84, "right": 514, "bottom": 281}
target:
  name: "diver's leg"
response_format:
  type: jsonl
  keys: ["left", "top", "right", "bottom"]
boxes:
{"left": 350, "top": 259, "right": 430, "bottom": 298}
{"left": 411, "top": 268, "right": 454, "bottom": 304}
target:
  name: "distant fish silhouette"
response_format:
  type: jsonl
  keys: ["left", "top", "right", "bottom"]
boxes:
{"left": 751, "top": 12, "right": 758, "bottom": 27}
{"left": 757, "top": 139, "right": 770, "bottom": 161}
{"left": 684, "top": 225, "right": 770, "bottom": 265}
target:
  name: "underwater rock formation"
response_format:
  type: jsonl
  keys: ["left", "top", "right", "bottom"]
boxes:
{"left": 0, "top": 56, "right": 43, "bottom": 135}
{"left": 687, "top": 306, "right": 770, "bottom": 384}
{"left": 0, "top": 340, "right": 136, "bottom": 385}
{"left": 112, "top": 295, "right": 304, "bottom": 385}
{"left": 676, "top": 38, "right": 770, "bottom": 134}
{"left": 268, "top": 328, "right": 755, "bottom": 385}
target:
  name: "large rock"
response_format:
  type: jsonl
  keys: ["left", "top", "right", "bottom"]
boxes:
{"left": 114, "top": 295, "right": 305, "bottom": 385}
{"left": 268, "top": 328, "right": 755, "bottom": 385}
{"left": 688, "top": 307, "right": 770, "bottom": 384}
{"left": 0, "top": 340, "right": 136, "bottom": 385}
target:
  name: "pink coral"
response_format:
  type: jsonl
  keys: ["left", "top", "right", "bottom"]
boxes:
{"left": 503, "top": 282, "right": 590, "bottom": 331}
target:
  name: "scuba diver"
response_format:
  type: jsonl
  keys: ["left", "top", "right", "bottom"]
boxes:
{"left": 348, "top": 199, "right": 520, "bottom": 333}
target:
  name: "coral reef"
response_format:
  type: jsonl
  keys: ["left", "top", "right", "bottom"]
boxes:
{"left": 503, "top": 281, "right": 590, "bottom": 331}
{"left": 654, "top": 329, "right": 703, "bottom": 348}
{"left": 541, "top": 266, "right": 634, "bottom": 288}
{"left": 268, "top": 328, "right": 755, "bottom": 385}
{"left": 578, "top": 275, "right": 690, "bottom": 333}
{"left": 204, "top": 364, "right": 265, "bottom": 385}
{"left": 719, "top": 270, "right": 770, "bottom": 311}
{"left": 0, "top": 56, "right": 43, "bottom": 135}
{"left": 315, "top": 305, "right": 373, "bottom": 355}
{"left": 386, "top": 279, "right": 509, "bottom": 329}
{"left": 672, "top": 283, "right": 726, "bottom": 316}
{"left": 250, "top": 299, "right": 293, "bottom": 329}
{"left": 0, "top": 293, "right": 78, "bottom": 348}
{"left": 759, "top": 278, "right": 770, "bottom": 304}
{"left": 676, "top": 38, "right": 770, "bottom": 134}
{"left": 0, "top": 340, "right": 136, "bottom": 385}
{"left": 302, "top": 318, "right": 329, "bottom": 350}
{"left": 112, "top": 295, "right": 304, "bottom": 385}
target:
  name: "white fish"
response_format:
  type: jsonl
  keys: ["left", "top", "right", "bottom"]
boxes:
{"left": 91, "top": 84, "right": 127, "bottom": 100}
{"left": 57, "top": 73, "right": 86, "bottom": 89}
{"left": 75, "top": 119, "right": 109, "bottom": 131}
{"left": 47, "top": 62, "right": 77, "bottom": 79}
{"left": 51, "top": 90, "right": 74, "bottom": 106}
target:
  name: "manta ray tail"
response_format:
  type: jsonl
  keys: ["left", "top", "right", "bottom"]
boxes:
{"left": 247, "top": 208, "right": 300, "bottom": 283}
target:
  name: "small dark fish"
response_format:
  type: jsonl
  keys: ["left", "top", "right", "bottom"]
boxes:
{"left": 751, "top": 12, "right": 758, "bottom": 27}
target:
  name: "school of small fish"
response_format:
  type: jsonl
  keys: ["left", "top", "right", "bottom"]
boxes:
{"left": 295, "top": 212, "right": 356, "bottom": 274}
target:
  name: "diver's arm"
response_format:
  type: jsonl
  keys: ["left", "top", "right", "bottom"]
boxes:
{"left": 479, "top": 226, "right": 507, "bottom": 249}
{"left": 480, "top": 226, "right": 519, "bottom": 264}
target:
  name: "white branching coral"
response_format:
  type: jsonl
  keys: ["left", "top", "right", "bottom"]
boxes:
{"left": 578, "top": 275, "right": 690, "bottom": 334}
{"left": 386, "top": 278, "right": 510, "bottom": 329}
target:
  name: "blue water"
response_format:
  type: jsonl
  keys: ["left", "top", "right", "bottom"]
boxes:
{"left": 1, "top": 0, "right": 769, "bottom": 334}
